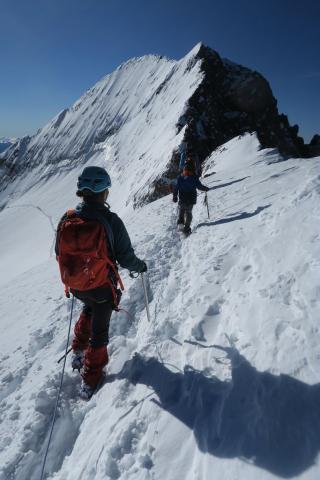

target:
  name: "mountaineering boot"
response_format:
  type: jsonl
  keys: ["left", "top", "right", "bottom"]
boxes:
{"left": 71, "top": 350, "right": 84, "bottom": 371}
{"left": 79, "top": 379, "right": 96, "bottom": 400}
{"left": 183, "top": 226, "right": 192, "bottom": 235}
{"left": 79, "top": 373, "right": 106, "bottom": 400}
{"left": 80, "top": 345, "right": 108, "bottom": 398}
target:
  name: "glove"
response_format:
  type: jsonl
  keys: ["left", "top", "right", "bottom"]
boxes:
{"left": 138, "top": 260, "right": 147, "bottom": 273}
{"left": 173, "top": 197, "right": 178, "bottom": 203}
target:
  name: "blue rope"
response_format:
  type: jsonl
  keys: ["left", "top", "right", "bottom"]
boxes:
{"left": 40, "top": 295, "right": 75, "bottom": 480}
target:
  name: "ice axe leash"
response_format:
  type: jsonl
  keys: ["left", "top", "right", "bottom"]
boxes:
{"left": 40, "top": 295, "right": 75, "bottom": 480}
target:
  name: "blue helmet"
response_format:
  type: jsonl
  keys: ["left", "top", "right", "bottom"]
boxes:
{"left": 77, "top": 166, "right": 111, "bottom": 193}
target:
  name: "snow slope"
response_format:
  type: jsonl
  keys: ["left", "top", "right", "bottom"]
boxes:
{"left": 1, "top": 44, "right": 203, "bottom": 208}
{"left": 1, "top": 133, "right": 320, "bottom": 480}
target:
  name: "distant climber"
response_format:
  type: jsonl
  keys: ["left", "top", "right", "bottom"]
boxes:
{"left": 55, "top": 166, "right": 147, "bottom": 399}
{"left": 173, "top": 162, "right": 209, "bottom": 234}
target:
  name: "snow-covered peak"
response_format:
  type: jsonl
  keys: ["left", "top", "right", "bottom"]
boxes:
{"left": 1, "top": 48, "right": 204, "bottom": 211}
{"left": 2, "top": 42, "right": 310, "bottom": 214}
{"left": 115, "top": 53, "right": 173, "bottom": 72}
{"left": 183, "top": 41, "right": 203, "bottom": 59}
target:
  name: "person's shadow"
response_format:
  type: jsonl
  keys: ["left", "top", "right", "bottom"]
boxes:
{"left": 117, "top": 347, "right": 320, "bottom": 478}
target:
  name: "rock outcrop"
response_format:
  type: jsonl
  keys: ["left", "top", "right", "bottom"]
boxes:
{"left": 174, "top": 45, "right": 308, "bottom": 167}
{"left": 306, "top": 134, "right": 320, "bottom": 157}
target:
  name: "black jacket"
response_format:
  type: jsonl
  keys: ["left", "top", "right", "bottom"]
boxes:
{"left": 55, "top": 202, "right": 144, "bottom": 273}
{"left": 173, "top": 174, "right": 209, "bottom": 205}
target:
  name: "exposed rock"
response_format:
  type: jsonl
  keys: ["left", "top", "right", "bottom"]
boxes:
{"left": 305, "top": 134, "right": 320, "bottom": 157}
{"left": 226, "top": 68, "right": 274, "bottom": 113}
{"left": 310, "top": 134, "right": 320, "bottom": 146}
{"left": 173, "top": 44, "right": 309, "bottom": 172}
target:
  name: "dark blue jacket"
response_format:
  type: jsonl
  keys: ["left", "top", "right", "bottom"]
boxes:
{"left": 173, "top": 174, "right": 209, "bottom": 205}
{"left": 55, "top": 202, "right": 144, "bottom": 272}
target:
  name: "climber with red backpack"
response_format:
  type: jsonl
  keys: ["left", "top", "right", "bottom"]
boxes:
{"left": 55, "top": 166, "right": 147, "bottom": 399}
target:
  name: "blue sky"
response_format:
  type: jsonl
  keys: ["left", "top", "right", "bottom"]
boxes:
{"left": 1, "top": 0, "right": 319, "bottom": 142}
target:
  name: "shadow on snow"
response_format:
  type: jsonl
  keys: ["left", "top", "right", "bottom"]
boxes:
{"left": 208, "top": 176, "right": 250, "bottom": 190}
{"left": 197, "top": 204, "right": 271, "bottom": 228}
{"left": 117, "top": 347, "right": 320, "bottom": 478}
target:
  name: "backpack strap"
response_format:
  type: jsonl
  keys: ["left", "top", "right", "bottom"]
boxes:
{"left": 90, "top": 211, "right": 116, "bottom": 260}
{"left": 105, "top": 256, "right": 124, "bottom": 291}
{"left": 55, "top": 211, "right": 71, "bottom": 258}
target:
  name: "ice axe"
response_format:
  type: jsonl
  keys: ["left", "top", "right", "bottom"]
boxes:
{"left": 129, "top": 271, "right": 151, "bottom": 322}
{"left": 141, "top": 272, "right": 151, "bottom": 322}
{"left": 204, "top": 192, "right": 210, "bottom": 219}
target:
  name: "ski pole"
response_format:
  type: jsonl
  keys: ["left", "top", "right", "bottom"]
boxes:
{"left": 141, "top": 272, "right": 151, "bottom": 322}
{"left": 205, "top": 192, "right": 210, "bottom": 219}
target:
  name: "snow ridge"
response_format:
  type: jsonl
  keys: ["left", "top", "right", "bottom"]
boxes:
{"left": 1, "top": 48, "right": 204, "bottom": 210}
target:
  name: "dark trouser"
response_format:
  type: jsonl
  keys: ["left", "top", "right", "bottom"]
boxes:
{"left": 72, "top": 286, "right": 113, "bottom": 348}
{"left": 177, "top": 202, "right": 193, "bottom": 228}
{"left": 71, "top": 286, "right": 113, "bottom": 387}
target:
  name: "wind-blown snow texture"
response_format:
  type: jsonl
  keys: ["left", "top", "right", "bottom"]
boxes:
{"left": 1, "top": 131, "right": 320, "bottom": 480}
{"left": 0, "top": 44, "right": 203, "bottom": 208}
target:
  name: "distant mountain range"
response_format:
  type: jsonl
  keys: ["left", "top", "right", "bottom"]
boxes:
{"left": 0, "top": 137, "right": 17, "bottom": 154}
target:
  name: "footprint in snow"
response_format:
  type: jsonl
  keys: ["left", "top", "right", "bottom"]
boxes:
{"left": 0, "top": 363, "right": 32, "bottom": 403}
{"left": 7, "top": 372, "right": 87, "bottom": 480}
{"left": 103, "top": 419, "right": 154, "bottom": 479}
{"left": 27, "top": 327, "right": 56, "bottom": 356}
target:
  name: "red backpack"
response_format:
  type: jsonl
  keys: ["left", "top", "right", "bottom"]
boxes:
{"left": 57, "top": 210, "right": 124, "bottom": 308}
